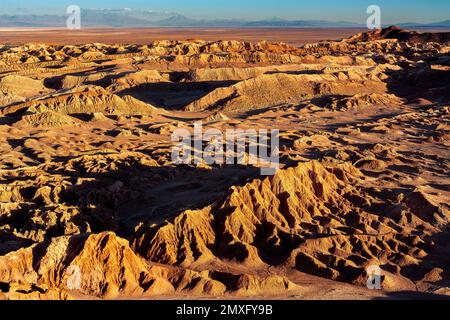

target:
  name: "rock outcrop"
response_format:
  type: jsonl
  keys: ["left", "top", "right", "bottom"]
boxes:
{"left": 185, "top": 73, "right": 387, "bottom": 112}
{"left": 0, "top": 29, "right": 449, "bottom": 300}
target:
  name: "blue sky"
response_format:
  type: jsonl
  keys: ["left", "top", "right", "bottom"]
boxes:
{"left": 1, "top": 0, "right": 449, "bottom": 23}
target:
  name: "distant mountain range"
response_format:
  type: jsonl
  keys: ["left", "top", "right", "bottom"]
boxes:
{"left": 0, "top": 9, "right": 449, "bottom": 28}
{"left": 397, "top": 20, "right": 450, "bottom": 28}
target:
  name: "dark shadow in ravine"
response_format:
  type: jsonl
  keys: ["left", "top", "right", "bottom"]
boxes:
{"left": 400, "top": 226, "right": 450, "bottom": 292}
{"left": 43, "top": 66, "right": 129, "bottom": 90}
{"left": 0, "top": 156, "right": 264, "bottom": 255}
{"left": 116, "top": 80, "right": 239, "bottom": 110}
{"left": 384, "top": 51, "right": 450, "bottom": 105}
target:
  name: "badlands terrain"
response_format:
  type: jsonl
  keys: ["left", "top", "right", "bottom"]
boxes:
{"left": 0, "top": 26, "right": 449, "bottom": 300}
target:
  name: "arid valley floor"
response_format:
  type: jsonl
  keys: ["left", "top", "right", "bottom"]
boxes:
{"left": 0, "top": 27, "right": 449, "bottom": 300}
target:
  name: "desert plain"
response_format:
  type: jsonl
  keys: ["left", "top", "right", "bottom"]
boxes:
{"left": 0, "top": 26, "right": 449, "bottom": 300}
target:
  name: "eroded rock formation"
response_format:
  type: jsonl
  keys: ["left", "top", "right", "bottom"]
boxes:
{"left": 0, "top": 27, "right": 449, "bottom": 299}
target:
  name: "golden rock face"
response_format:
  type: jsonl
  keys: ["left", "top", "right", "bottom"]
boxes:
{"left": 0, "top": 27, "right": 449, "bottom": 299}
